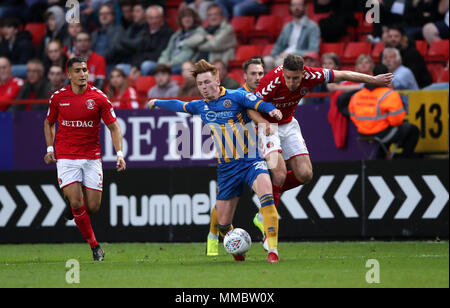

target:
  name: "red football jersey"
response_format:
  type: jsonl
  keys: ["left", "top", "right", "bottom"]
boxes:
{"left": 256, "top": 65, "right": 334, "bottom": 125}
{"left": 46, "top": 84, "right": 117, "bottom": 159}
{"left": 111, "top": 87, "right": 139, "bottom": 109}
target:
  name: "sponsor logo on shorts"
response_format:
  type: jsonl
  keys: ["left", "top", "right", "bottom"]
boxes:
{"left": 58, "top": 178, "right": 62, "bottom": 186}
{"left": 267, "top": 141, "right": 274, "bottom": 149}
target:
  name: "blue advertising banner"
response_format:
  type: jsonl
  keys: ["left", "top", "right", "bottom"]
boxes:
{"left": 0, "top": 112, "right": 13, "bottom": 170}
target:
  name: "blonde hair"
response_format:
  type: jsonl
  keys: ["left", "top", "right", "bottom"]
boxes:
{"left": 191, "top": 59, "right": 218, "bottom": 79}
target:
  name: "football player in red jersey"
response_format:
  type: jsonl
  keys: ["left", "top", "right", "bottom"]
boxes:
{"left": 251, "top": 54, "right": 393, "bottom": 240}
{"left": 43, "top": 57, "right": 126, "bottom": 261}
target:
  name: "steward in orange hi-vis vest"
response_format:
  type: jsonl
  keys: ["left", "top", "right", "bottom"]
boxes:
{"left": 348, "top": 87, "right": 405, "bottom": 135}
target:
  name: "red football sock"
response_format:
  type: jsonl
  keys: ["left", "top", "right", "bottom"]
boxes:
{"left": 72, "top": 205, "right": 98, "bottom": 249}
{"left": 272, "top": 185, "right": 282, "bottom": 208}
{"left": 281, "top": 171, "right": 303, "bottom": 192}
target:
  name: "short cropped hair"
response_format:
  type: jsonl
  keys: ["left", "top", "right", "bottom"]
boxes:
{"left": 191, "top": 59, "right": 218, "bottom": 79}
{"left": 153, "top": 64, "right": 172, "bottom": 75}
{"left": 67, "top": 56, "right": 87, "bottom": 70}
{"left": 243, "top": 57, "right": 265, "bottom": 73}
{"left": 283, "top": 54, "right": 304, "bottom": 71}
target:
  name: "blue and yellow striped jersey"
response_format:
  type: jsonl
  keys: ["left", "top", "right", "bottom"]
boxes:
{"left": 155, "top": 87, "right": 276, "bottom": 164}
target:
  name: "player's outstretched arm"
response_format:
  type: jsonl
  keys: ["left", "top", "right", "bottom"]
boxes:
{"left": 147, "top": 98, "right": 193, "bottom": 114}
{"left": 107, "top": 121, "right": 126, "bottom": 172}
{"left": 333, "top": 70, "right": 394, "bottom": 87}
{"left": 247, "top": 109, "right": 274, "bottom": 136}
{"left": 43, "top": 119, "right": 57, "bottom": 164}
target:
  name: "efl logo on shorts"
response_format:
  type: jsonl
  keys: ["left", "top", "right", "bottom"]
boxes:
{"left": 267, "top": 141, "right": 274, "bottom": 149}
{"left": 86, "top": 99, "right": 95, "bottom": 110}
{"left": 58, "top": 178, "right": 62, "bottom": 186}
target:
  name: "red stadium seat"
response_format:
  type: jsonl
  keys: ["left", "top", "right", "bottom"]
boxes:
{"left": 135, "top": 76, "right": 156, "bottom": 97}
{"left": 371, "top": 42, "right": 385, "bottom": 63}
{"left": 262, "top": 44, "right": 274, "bottom": 56}
{"left": 172, "top": 75, "right": 184, "bottom": 86}
{"left": 309, "top": 12, "right": 331, "bottom": 24}
{"left": 354, "top": 12, "right": 373, "bottom": 35}
{"left": 270, "top": 4, "right": 291, "bottom": 19}
{"left": 320, "top": 42, "right": 345, "bottom": 57}
{"left": 427, "top": 64, "right": 447, "bottom": 83}
{"left": 166, "top": 0, "right": 182, "bottom": 8}
{"left": 166, "top": 8, "right": 179, "bottom": 31}
{"left": 248, "top": 15, "right": 282, "bottom": 45}
{"left": 426, "top": 40, "right": 449, "bottom": 63}
{"left": 342, "top": 42, "right": 372, "bottom": 64}
{"left": 231, "top": 16, "right": 255, "bottom": 44}
{"left": 437, "top": 68, "right": 450, "bottom": 82}
{"left": 228, "top": 45, "right": 263, "bottom": 69}
{"left": 24, "top": 23, "right": 46, "bottom": 49}
{"left": 415, "top": 40, "right": 428, "bottom": 58}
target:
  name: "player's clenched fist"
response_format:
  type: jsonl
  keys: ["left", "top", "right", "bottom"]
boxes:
{"left": 116, "top": 156, "right": 126, "bottom": 172}
{"left": 44, "top": 151, "right": 56, "bottom": 164}
{"left": 147, "top": 99, "right": 157, "bottom": 110}
{"left": 269, "top": 109, "right": 283, "bottom": 121}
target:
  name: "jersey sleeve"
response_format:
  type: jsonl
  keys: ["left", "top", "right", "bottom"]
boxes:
{"left": 46, "top": 93, "right": 59, "bottom": 123}
{"left": 239, "top": 91, "right": 276, "bottom": 114}
{"left": 98, "top": 91, "right": 117, "bottom": 126}
{"left": 304, "top": 66, "right": 335, "bottom": 85}
{"left": 155, "top": 99, "right": 201, "bottom": 115}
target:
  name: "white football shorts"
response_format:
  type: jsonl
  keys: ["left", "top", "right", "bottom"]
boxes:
{"left": 56, "top": 159, "right": 103, "bottom": 191}
{"left": 258, "top": 118, "right": 309, "bottom": 161}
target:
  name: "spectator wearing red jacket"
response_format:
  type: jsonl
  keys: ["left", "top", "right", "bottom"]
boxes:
{"left": 0, "top": 57, "right": 23, "bottom": 111}
{"left": 107, "top": 68, "right": 139, "bottom": 109}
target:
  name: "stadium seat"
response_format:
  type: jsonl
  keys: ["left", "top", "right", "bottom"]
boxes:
{"left": 228, "top": 71, "right": 244, "bottom": 85}
{"left": 228, "top": 45, "right": 263, "bottom": 69}
{"left": 320, "top": 42, "right": 345, "bottom": 57}
{"left": 427, "top": 64, "right": 447, "bottom": 83}
{"left": 135, "top": 76, "right": 156, "bottom": 97}
{"left": 354, "top": 12, "right": 373, "bottom": 36}
{"left": 166, "top": 0, "right": 182, "bottom": 8}
{"left": 342, "top": 42, "right": 372, "bottom": 64}
{"left": 248, "top": 15, "right": 282, "bottom": 45}
{"left": 262, "top": 44, "right": 274, "bottom": 56}
{"left": 172, "top": 75, "right": 184, "bottom": 86}
{"left": 24, "top": 23, "right": 46, "bottom": 49}
{"left": 309, "top": 13, "right": 331, "bottom": 24}
{"left": 371, "top": 42, "right": 385, "bottom": 63}
{"left": 166, "top": 8, "right": 179, "bottom": 31}
{"left": 415, "top": 40, "right": 428, "bottom": 58}
{"left": 270, "top": 4, "right": 291, "bottom": 19}
{"left": 426, "top": 40, "right": 449, "bottom": 63}
{"left": 231, "top": 16, "right": 255, "bottom": 44}
{"left": 437, "top": 68, "right": 450, "bottom": 83}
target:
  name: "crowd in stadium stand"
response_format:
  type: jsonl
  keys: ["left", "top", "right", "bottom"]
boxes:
{"left": 0, "top": 0, "right": 449, "bottom": 112}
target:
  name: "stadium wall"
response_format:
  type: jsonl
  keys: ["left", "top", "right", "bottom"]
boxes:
{"left": 0, "top": 160, "right": 447, "bottom": 243}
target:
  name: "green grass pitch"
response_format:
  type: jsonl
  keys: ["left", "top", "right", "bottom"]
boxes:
{"left": 0, "top": 241, "right": 448, "bottom": 288}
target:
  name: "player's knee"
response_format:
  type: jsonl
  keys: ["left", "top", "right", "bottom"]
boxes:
{"left": 301, "top": 169, "right": 313, "bottom": 184}
{"left": 271, "top": 169, "right": 287, "bottom": 187}
{"left": 69, "top": 199, "right": 83, "bottom": 210}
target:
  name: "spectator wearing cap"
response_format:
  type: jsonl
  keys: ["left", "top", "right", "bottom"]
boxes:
{"left": 147, "top": 64, "right": 180, "bottom": 98}
{"left": 264, "top": 0, "right": 320, "bottom": 70}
